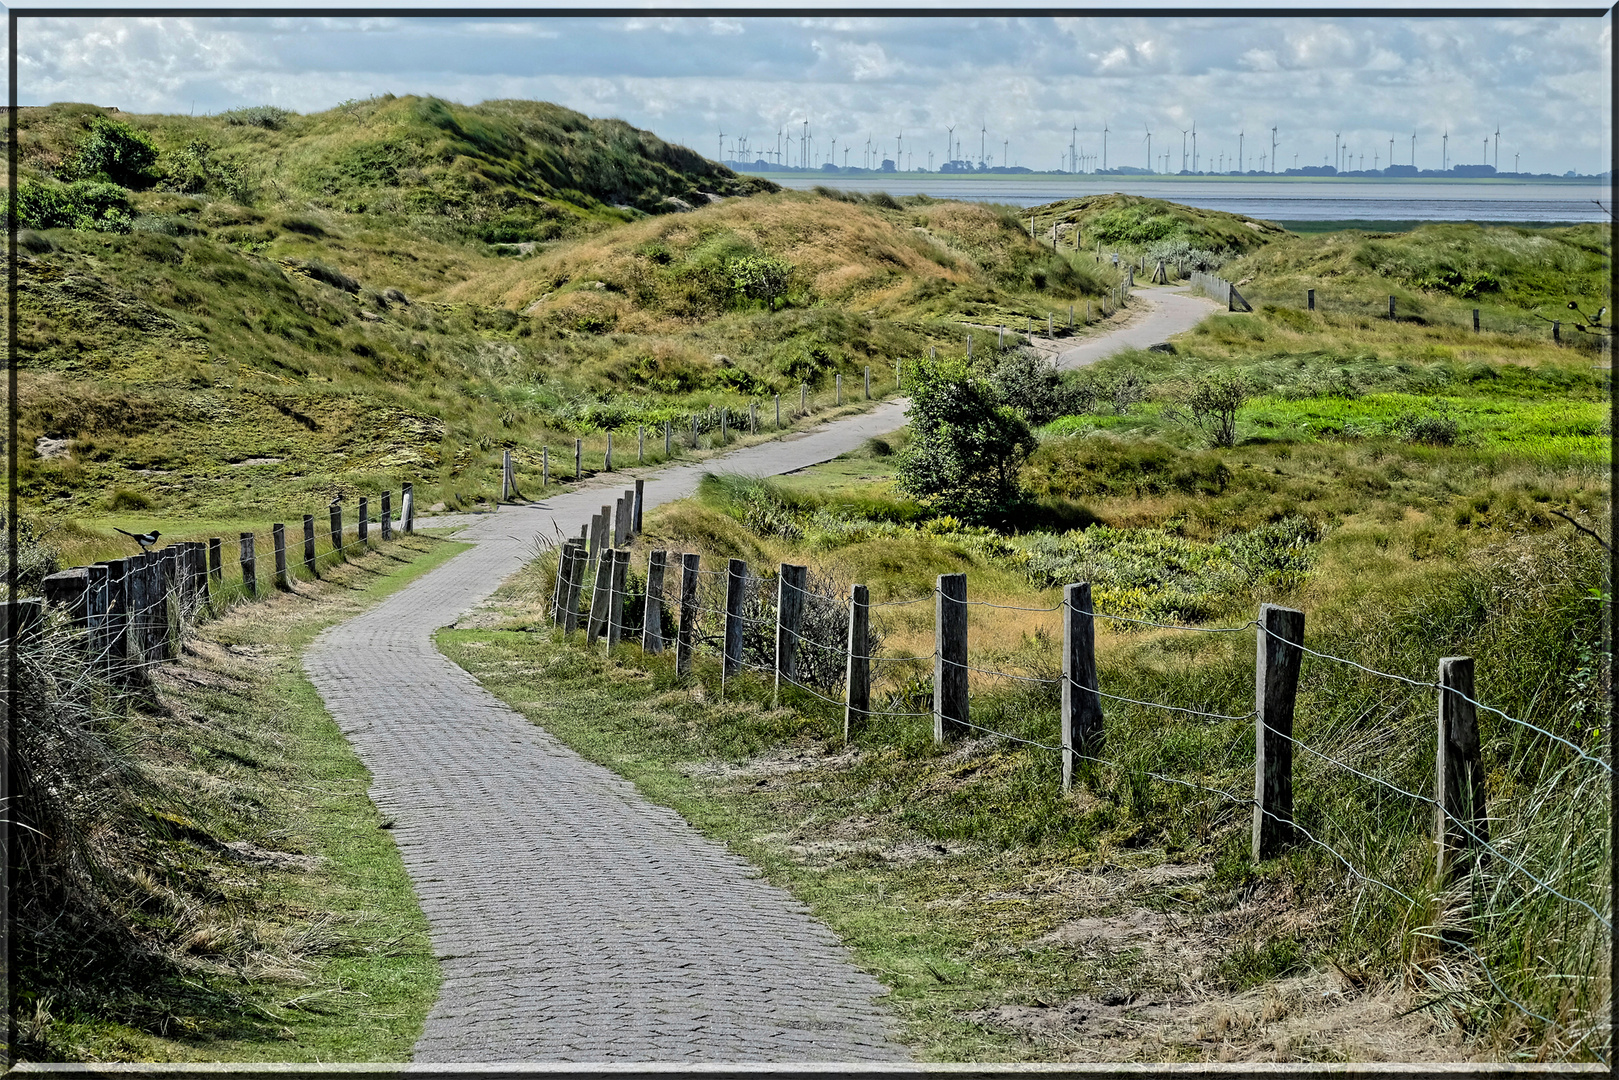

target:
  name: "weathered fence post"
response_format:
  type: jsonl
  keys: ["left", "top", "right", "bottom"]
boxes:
{"left": 103, "top": 559, "right": 130, "bottom": 671}
{"left": 1253, "top": 603, "right": 1305, "bottom": 861}
{"left": 677, "top": 553, "right": 699, "bottom": 677}
{"left": 800, "top": 382, "right": 807, "bottom": 414}
{"left": 501, "top": 448, "right": 512, "bottom": 500}
{"left": 1068, "top": 305, "right": 1074, "bottom": 329}
{"left": 585, "top": 549, "right": 614, "bottom": 644}
{"left": 1473, "top": 308, "right": 1480, "bottom": 333}
{"left": 836, "top": 373, "right": 842, "bottom": 406}
{"left": 606, "top": 430, "right": 613, "bottom": 472}
{"left": 562, "top": 541, "right": 587, "bottom": 634}
{"left": 358, "top": 497, "right": 369, "bottom": 544}
{"left": 638, "top": 425, "right": 645, "bottom": 464}
{"left": 1062, "top": 582, "right": 1103, "bottom": 792}
{"left": 633, "top": 478, "right": 645, "bottom": 535}
{"left": 575, "top": 438, "right": 583, "bottom": 478}
{"left": 614, "top": 496, "right": 629, "bottom": 547}
{"left": 87, "top": 563, "right": 111, "bottom": 664}
{"left": 750, "top": 401, "right": 757, "bottom": 434}
{"left": 1388, "top": 295, "right": 1396, "bottom": 320}
{"left": 553, "top": 541, "right": 577, "bottom": 627}
{"left": 864, "top": 366, "right": 871, "bottom": 400}
{"left": 542, "top": 446, "right": 549, "bottom": 487}
{"left": 1435, "top": 656, "right": 1489, "bottom": 886}
{"left": 934, "top": 573, "right": 969, "bottom": 743}
{"left": 330, "top": 502, "right": 343, "bottom": 559}
{"left": 403, "top": 481, "right": 414, "bottom": 533}
{"left": 239, "top": 533, "right": 257, "bottom": 598}
{"left": 845, "top": 583, "right": 870, "bottom": 743}
{"left": 208, "top": 537, "right": 222, "bottom": 584}
{"left": 606, "top": 549, "right": 629, "bottom": 648}
{"left": 722, "top": 557, "right": 747, "bottom": 686}
{"left": 1553, "top": 320, "right": 1561, "bottom": 344}
{"left": 273, "top": 524, "right": 289, "bottom": 588}
{"left": 643, "top": 549, "right": 667, "bottom": 654}
{"left": 664, "top": 422, "right": 671, "bottom": 457}
{"left": 1, "top": 598, "right": 42, "bottom": 646}
{"left": 691, "top": 414, "right": 699, "bottom": 448}
{"left": 589, "top": 508, "right": 608, "bottom": 568}
{"left": 303, "top": 515, "right": 317, "bottom": 574}
{"left": 775, "top": 394, "right": 781, "bottom": 429}
{"left": 720, "top": 409, "right": 728, "bottom": 443}
{"left": 775, "top": 563, "right": 807, "bottom": 700}
{"left": 1307, "top": 288, "right": 1315, "bottom": 311}
{"left": 380, "top": 491, "right": 393, "bottom": 541}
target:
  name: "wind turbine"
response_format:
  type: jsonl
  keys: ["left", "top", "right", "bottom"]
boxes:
{"left": 1271, "top": 124, "right": 1279, "bottom": 174}
{"left": 1102, "top": 119, "right": 1109, "bottom": 171}
{"left": 1483, "top": 137, "right": 1488, "bottom": 165}
{"left": 1238, "top": 131, "right": 1244, "bottom": 172}
{"left": 1333, "top": 131, "right": 1340, "bottom": 172}
{"left": 1389, "top": 136, "right": 1394, "bottom": 170}
{"left": 1144, "top": 126, "right": 1152, "bottom": 172}
{"left": 980, "top": 119, "right": 987, "bottom": 168}
{"left": 1191, "top": 121, "right": 1198, "bottom": 172}
{"left": 1411, "top": 131, "right": 1416, "bottom": 168}
{"left": 946, "top": 124, "right": 955, "bottom": 167}
{"left": 1442, "top": 129, "right": 1448, "bottom": 172}
{"left": 1494, "top": 123, "right": 1500, "bottom": 170}
{"left": 1003, "top": 137, "right": 1008, "bottom": 168}
{"left": 1180, "top": 128, "right": 1189, "bottom": 172}
{"left": 718, "top": 130, "right": 726, "bottom": 162}
{"left": 1070, "top": 124, "right": 1078, "bottom": 172}
{"left": 897, "top": 131, "right": 904, "bottom": 169}
{"left": 829, "top": 137, "right": 836, "bottom": 167}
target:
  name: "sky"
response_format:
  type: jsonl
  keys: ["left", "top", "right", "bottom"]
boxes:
{"left": 4, "top": 9, "right": 1613, "bottom": 176}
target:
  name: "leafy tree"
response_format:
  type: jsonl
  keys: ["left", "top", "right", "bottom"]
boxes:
{"left": 67, "top": 117, "right": 159, "bottom": 188}
{"left": 895, "top": 359, "right": 1038, "bottom": 521}
{"left": 987, "top": 346, "right": 1097, "bottom": 424}
{"left": 1164, "top": 372, "right": 1251, "bottom": 448}
{"left": 727, "top": 254, "right": 793, "bottom": 309}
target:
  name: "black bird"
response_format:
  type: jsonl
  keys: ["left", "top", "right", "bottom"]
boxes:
{"left": 115, "top": 527, "right": 161, "bottom": 552}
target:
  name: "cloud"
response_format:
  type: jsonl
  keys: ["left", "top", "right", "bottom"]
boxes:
{"left": 10, "top": 13, "right": 1611, "bottom": 173}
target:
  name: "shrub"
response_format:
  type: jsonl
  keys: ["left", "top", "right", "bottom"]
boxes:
{"left": 218, "top": 104, "right": 296, "bottom": 130}
{"left": 14, "top": 179, "right": 133, "bottom": 233}
{"left": 727, "top": 254, "right": 794, "bottom": 310}
{"left": 66, "top": 117, "right": 159, "bottom": 188}
{"left": 106, "top": 488, "right": 153, "bottom": 511}
{"left": 1389, "top": 401, "right": 1461, "bottom": 446}
{"left": 895, "top": 359, "right": 1037, "bottom": 521}
{"left": 1164, "top": 372, "right": 1252, "bottom": 448}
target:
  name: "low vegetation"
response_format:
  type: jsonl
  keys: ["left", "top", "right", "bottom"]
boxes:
{"left": 8, "top": 523, "right": 459, "bottom": 1061}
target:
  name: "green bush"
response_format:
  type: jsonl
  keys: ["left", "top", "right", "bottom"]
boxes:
{"left": 895, "top": 359, "right": 1037, "bottom": 521}
{"left": 727, "top": 254, "right": 793, "bottom": 310}
{"left": 66, "top": 117, "right": 159, "bottom": 188}
{"left": 14, "top": 179, "right": 133, "bottom": 233}
{"left": 219, "top": 104, "right": 296, "bottom": 130}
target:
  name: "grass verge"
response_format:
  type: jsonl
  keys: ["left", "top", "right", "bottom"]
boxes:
{"left": 13, "top": 532, "right": 463, "bottom": 1062}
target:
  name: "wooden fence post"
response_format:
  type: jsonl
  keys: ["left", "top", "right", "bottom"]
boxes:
{"left": 1062, "top": 582, "right": 1103, "bottom": 792}
{"left": 643, "top": 549, "right": 667, "bottom": 654}
{"left": 1307, "top": 289, "right": 1315, "bottom": 311}
{"left": 330, "top": 502, "right": 343, "bottom": 559}
{"left": 562, "top": 541, "right": 587, "bottom": 634}
{"left": 614, "top": 496, "right": 628, "bottom": 547}
{"left": 720, "top": 409, "right": 728, "bottom": 443}
{"left": 575, "top": 438, "right": 583, "bottom": 478}
{"left": 677, "top": 553, "right": 699, "bottom": 677}
{"left": 1473, "top": 308, "right": 1480, "bottom": 333}
{"left": 87, "top": 563, "right": 111, "bottom": 665}
{"left": 633, "top": 478, "right": 645, "bottom": 535}
{"left": 934, "top": 572, "right": 969, "bottom": 743}
{"left": 208, "top": 538, "right": 222, "bottom": 583}
{"left": 836, "top": 373, "right": 842, "bottom": 406}
{"left": 691, "top": 414, "right": 699, "bottom": 448}
{"left": 775, "top": 563, "right": 807, "bottom": 700}
{"left": 1436, "top": 656, "right": 1489, "bottom": 886}
{"left": 775, "top": 394, "right": 781, "bottom": 429}
{"left": 864, "top": 366, "right": 871, "bottom": 400}
{"left": 750, "top": 401, "right": 757, "bottom": 434}
{"left": 542, "top": 446, "right": 549, "bottom": 487}
{"left": 639, "top": 425, "right": 645, "bottom": 464}
{"left": 103, "top": 560, "right": 129, "bottom": 672}
{"left": 159, "top": 550, "right": 179, "bottom": 657}
{"left": 606, "top": 431, "right": 613, "bottom": 472}
{"left": 403, "top": 481, "right": 414, "bottom": 533}
{"left": 358, "top": 497, "right": 369, "bottom": 544}
{"left": 664, "top": 422, "right": 671, "bottom": 457}
{"left": 303, "top": 515, "right": 316, "bottom": 573}
{"left": 553, "top": 541, "right": 576, "bottom": 627}
{"left": 1253, "top": 603, "right": 1305, "bottom": 861}
{"left": 1553, "top": 320, "right": 1561, "bottom": 344}
{"left": 1388, "top": 295, "right": 1396, "bottom": 320}
{"left": 501, "top": 448, "right": 511, "bottom": 500}
{"left": 585, "top": 550, "right": 614, "bottom": 644}
{"left": 845, "top": 583, "right": 869, "bottom": 743}
{"left": 800, "top": 382, "right": 807, "bottom": 414}
{"left": 273, "top": 524, "right": 289, "bottom": 588}
{"left": 722, "top": 558, "right": 747, "bottom": 686}
{"left": 239, "top": 533, "right": 257, "bottom": 598}
{"left": 589, "top": 507, "right": 608, "bottom": 568}
{"left": 606, "top": 549, "right": 629, "bottom": 648}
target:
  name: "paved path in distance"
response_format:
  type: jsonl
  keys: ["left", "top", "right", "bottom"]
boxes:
{"left": 302, "top": 286, "right": 1211, "bottom": 1062}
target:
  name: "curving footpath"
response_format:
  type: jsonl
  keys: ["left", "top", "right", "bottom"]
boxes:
{"left": 302, "top": 286, "right": 1215, "bottom": 1062}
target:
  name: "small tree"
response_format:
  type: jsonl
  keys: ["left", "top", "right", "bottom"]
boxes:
{"left": 727, "top": 254, "right": 793, "bottom": 310}
{"left": 1166, "top": 372, "right": 1251, "bottom": 448}
{"left": 896, "top": 360, "right": 1038, "bottom": 521}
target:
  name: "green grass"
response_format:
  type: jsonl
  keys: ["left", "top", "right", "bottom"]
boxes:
{"left": 12, "top": 532, "right": 465, "bottom": 1062}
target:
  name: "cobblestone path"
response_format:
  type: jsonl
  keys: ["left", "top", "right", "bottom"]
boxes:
{"left": 302, "top": 290, "right": 1208, "bottom": 1062}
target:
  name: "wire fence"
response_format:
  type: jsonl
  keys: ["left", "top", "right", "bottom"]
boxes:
{"left": 541, "top": 545, "right": 1610, "bottom": 1063}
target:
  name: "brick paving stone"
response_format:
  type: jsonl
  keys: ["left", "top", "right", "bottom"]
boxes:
{"left": 298, "top": 286, "right": 1209, "bottom": 1064}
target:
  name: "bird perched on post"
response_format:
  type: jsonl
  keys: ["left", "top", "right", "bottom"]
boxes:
{"left": 115, "top": 527, "right": 161, "bottom": 552}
